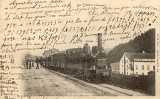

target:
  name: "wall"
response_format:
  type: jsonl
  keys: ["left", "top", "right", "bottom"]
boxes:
{"left": 134, "top": 61, "right": 155, "bottom": 75}
{"left": 119, "top": 54, "right": 132, "bottom": 75}
{"left": 120, "top": 54, "right": 155, "bottom": 75}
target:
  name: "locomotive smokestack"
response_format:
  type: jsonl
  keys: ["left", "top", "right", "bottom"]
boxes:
{"left": 98, "top": 33, "right": 102, "bottom": 52}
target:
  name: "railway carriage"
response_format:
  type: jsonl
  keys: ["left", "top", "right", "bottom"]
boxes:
{"left": 44, "top": 57, "right": 51, "bottom": 67}
{"left": 50, "top": 53, "right": 66, "bottom": 70}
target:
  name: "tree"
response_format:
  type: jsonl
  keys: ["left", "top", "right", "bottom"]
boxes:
{"left": 107, "top": 28, "right": 155, "bottom": 63}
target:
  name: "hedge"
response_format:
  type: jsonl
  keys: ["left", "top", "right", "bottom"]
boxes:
{"left": 111, "top": 72, "right": 155, "bottom": 95}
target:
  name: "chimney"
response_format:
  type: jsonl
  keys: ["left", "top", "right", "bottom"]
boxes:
{"left": 98, "top": 33, "right": 102, "bottom": 52}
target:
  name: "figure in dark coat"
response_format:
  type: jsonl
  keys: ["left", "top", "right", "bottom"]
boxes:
{"left": 32, "top": 61, "right": 34, "bottom": 67}
{"left": 29, "top": 61, "right": 32, "bottom": 69}
{"left": 36, "top": 62, "right": 39, "bottom": 69}
{"left": 26, "top": 60, "right": 28, "bottom": 69}
{"left": 35, "top": 57, "right": 39, "bottom": 69}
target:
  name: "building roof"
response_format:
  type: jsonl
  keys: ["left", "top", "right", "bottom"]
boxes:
{"left": 43, "top": 48, "right": 59, "bottom": 57}
{"left": 50, "top": 48, "right": 59, "bottom": 55}
{"left": 60, "top": 50, "right": 66, "bottom": 54}
{"left": 67, "top": 48, "right": 83, "bottom": 52}
{"left": 124, "top": 52, "right": 155, "bottom": 62}
{"left": 43, "top": 50, "right": 50, "bottom": 58}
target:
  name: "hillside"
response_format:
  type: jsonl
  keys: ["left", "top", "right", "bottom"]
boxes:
{"left": 104, "top": 48, "right": 112, "bottom": 54}
{"left": 107, "top": 28, "right": 155, "bottom": 63}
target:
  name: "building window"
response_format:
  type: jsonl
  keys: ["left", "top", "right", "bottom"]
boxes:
{"left": 122, "top": 65, "right": 123, "bottom": 67}
{"left": 147, "top": 65, "right": 150, "bottom": 70}
{"left": 122, "top": 60, "right": 123, "bottom": 63}
{"left": 136, "top": 65, "right": 138, "bottom": 70}
{"left": 142, "top": 65, "right": 144, "bottom": 70}
{"left": 153, "top": 65, "right": 155, "bottom": 70}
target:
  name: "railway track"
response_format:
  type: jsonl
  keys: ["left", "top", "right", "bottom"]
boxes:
{"left": 48, "top": 68, "right": 135, "bottom": 96}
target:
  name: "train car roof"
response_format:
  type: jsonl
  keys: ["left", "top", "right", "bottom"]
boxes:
{"left": 95, "top": 52, "right": 107, "bottom": 58}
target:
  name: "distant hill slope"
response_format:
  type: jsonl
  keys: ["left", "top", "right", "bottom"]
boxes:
{"left": 107, "top": 28, "right": 155, "bottom": 63}
{"left": 110, "top": 62, "right": 119, "bottom": 73}
{"left": 104, "top": 48, "right": 112, "bottom": 54}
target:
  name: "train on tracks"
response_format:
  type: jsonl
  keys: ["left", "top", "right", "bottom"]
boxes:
{"left": 43, "top": 33, "right": 112, "bottom": 82}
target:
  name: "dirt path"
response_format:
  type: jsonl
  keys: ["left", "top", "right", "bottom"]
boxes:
{"left": 22, "top": 66, "right": 146, "bottom": 96}
{"left": 23, "top": 66, "right": 112, "bottom": 96}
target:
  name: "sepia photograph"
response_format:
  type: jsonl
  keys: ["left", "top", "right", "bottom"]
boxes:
{"left": 0, "top": 0, "right": 159, "bottom": 99}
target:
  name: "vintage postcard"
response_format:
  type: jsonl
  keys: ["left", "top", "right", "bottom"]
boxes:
{"left": 0, "top": 0, "right": 159, "bottom": 99}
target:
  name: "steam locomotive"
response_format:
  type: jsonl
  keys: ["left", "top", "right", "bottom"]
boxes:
{"left": 43, "top": 33, "right": 112, "bottom": 82}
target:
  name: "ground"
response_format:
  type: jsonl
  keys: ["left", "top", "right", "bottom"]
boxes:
{"left": 22, "top": 64, "right": 147, "bottom": 96}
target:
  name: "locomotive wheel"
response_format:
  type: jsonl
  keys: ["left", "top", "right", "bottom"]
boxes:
{"left": 85, "top": 77, "right": 91, "bottom": 82}
{"left": 75, "top": 74, "right": 78, "bottom": 77}
{"left": 83, "top": 76, "right": 96, "bottom": 83}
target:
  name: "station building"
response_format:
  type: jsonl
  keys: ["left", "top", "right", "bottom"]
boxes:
{"left": 119, "top": 52, "right": 155, "bottom": 75}
{"left": 43, "top": 48, "right": 59, "bottom": 67}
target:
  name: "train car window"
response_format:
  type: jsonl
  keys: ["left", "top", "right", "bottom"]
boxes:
{"left": 97, "top": 59, "right": 102, "bottom": 67}
{"left": 97, "top": 58, "right": 107, "bottom": 68}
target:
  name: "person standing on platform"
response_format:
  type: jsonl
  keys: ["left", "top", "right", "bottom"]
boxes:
{"left": 35, "top": 57, "right": 39, "bottom": 69}
{"left": 26, "top": 60, "right": 29, "bottom": 69}
{"left": 29, "top": 61, "right": 32, "bottom": 69}
{"left": 32, "top": 61, "right": 34, "bottom": 67}
{"left": 36, "top": 62, "right": 39, "bottom": 69}
{"left": 40, "top": 62, "right": 43, "bottom": 68}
